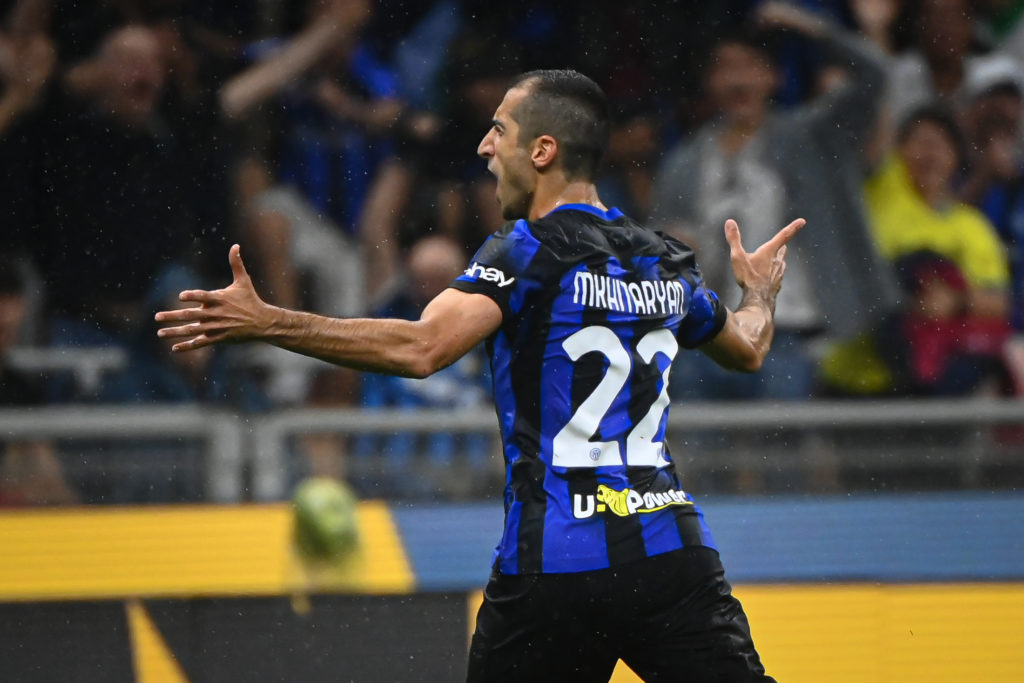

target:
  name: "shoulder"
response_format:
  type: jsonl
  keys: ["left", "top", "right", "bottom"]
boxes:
{"left": 656, "top": 230, "right": 697, "bottom": 258}
{"left": 866, "top": 155, "right": 908, "bottom": 195}
{"left": 473, "top": 219, "right": 543, "bottom": 263}
{"left": 654, "top": 230, "right": 701, "bottom": 279}
{"left": 526, "top": 209, "right": 644, "bottom": 258}
{"left": 948, "top": 203, "right": 1002, "bottom": 240}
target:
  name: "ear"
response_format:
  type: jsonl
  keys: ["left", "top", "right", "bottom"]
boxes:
{"left": 531, "top": 134, "right": 558, "bottom": 171}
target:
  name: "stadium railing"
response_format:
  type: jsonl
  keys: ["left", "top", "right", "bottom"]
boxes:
{"left": 248, "top": 398, "right": 1024, "bottom": 499}
{"left": 1, "top": 398, "right": 1022, "bottom": 502}
{"left": 0, "top": 406, "right": 246, "bottom": 502}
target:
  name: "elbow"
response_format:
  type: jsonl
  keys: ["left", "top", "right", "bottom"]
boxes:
{"left": 728, "top": 350, "right": 763, "bottom": 374}
{"left": 401, "top": 340, "right": 449, "bottom": 379}
{"left": 404, "top": 359, "right": 436, "bottom": 380}
{"left": 711, "top": 348, "right": 763, "bottom": 374}
{"left": 739, "top": 355, "right": 763, "bottom": 374}
{"left": 733, "top": 342, "right": 766, "bottom": 373}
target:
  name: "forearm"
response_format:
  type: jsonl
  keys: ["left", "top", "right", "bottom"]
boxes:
{"left": 701, "top": 287, "right": 777, "bottom": 373}
{"left": 220, "top": 19, "right": 357, "bottom": 119}
{"left": 729, "top": 286, "right": 777, "bottom": 368}
{"left": 157, "top": 249, "right": 502, "bottom": 377}
{"left": 804, "top": 16, "right": 888, "bottom": 135}
{"left": 264, "top": 307, "right": 439, "bottom": 378}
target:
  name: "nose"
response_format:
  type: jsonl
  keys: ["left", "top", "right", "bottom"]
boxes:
{"left": 477, "top": 130, "right": 494, "bottom": 159}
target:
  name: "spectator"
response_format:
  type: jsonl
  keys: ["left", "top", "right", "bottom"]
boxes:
{"left": 84, "top": 265, "right": 270, "bottom": 503}
{"left": 352, "top": 235, "right": 495, "bottom": 499}
{"left": 96, "top": 265, "right": 270, "bottom": 411}
{"left": 219, "top": 0, "right": 447, "bottom": 319}
{"left": 214, "top": 0, "right": 377, "bottom": 406}
{"left": 849, "top": 0, "right": 909, "bottom": 57}
{"left": 595, "top": 102, "right": 660, "bottom": 223}
{"left": 0, "top": 26, "right": 54, "bottom": 284}
{"left": 218, "top": 0, "right": 373, "bottom": 317}
{"left": 959, "top": 57, "right": 1024, "bottom": 333}
{"left": 0, "top": 29, "right": 54, "bottom": 138}
{"left": 886, "top": 0, "right": 1009, "bottom": 129}
{"left": 358, "top": 25, "right": 513, "bottom": 306}
{"left": 823, "top": 104, "right": 1013, "bottom": 397}
{"left": 0, "top": 260, "right": 77, "bottom": 506}
{"left": 650, "top": 1, "right": 894, "bottom": 402}
{"left": 867, "top": 105, "right": 1011, "bottom": 319}
{"left": 888, "top": 251, "right": 1012, "bottom": 394}
{"left": 11, "top": 24, "right": 202, "bottom": 357}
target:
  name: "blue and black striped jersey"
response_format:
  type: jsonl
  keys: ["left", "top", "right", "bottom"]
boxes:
{"left": 452, "top": 204, "right": 727, "bottom": 574}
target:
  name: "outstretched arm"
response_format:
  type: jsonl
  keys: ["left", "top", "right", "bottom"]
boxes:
{"left": 700, "top": 217, "right": 805, "bottom": 372}
{"left": 218, "top": 0, "right": 370, "bottom": 119}
{"left": 155, "top": 245, "right": 502, "bottom": 379}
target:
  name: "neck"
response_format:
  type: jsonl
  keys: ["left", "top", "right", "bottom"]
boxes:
{"left": 528, "top": 178, "right": 606, "bottom": 220}
{"left": 720, "top": 111, "right": 766, "bottom": 153}
{"left": 919, "top": 185, "right": 951, "bottom": 209}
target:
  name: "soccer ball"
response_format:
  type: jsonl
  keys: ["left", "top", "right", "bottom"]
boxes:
{"left": 291, "top": 477, "right": 360, "bottom": 561}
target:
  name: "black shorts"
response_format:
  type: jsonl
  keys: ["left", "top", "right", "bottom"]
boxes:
{"left": 467, "top": 546, "right": 775, "bottom": 683}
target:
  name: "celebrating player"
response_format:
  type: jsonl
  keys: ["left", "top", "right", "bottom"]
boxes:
{"left": 156, "top": 69, "right": 802, "bottom": 682}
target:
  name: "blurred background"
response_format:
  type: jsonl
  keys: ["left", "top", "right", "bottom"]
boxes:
{"left": 1, "top": 0, "right": 1023, "bottom": 681}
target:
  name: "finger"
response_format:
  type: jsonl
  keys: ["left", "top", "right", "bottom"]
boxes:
{"left": 154, "top": 307, "right": 207, "bottom": 323}
{"left": 171, "top": 335, "right": 218, "bottom": 352}
{"left": 156, "top": 322, "right": 207, "bottom": 339}
{"left": 178, "top": 289, "right": 220, "bottom": 304}
{"left": 765, "top": 218, "right": 806, "bottom": 252}
{"left": 228, "top": 244, "right": 250, "bottom": 283}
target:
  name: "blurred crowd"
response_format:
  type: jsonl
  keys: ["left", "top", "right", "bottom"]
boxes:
{"left": 3, "top": 0, "right": 1024, "bottom": 504}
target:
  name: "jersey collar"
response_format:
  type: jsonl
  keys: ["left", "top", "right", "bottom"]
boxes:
{"left": 545, "top": 203, "right": 624, "bottom": 221}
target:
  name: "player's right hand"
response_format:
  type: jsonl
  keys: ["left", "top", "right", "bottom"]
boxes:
{"left": 155, "top": 244, "right": 274, "bottom": 352}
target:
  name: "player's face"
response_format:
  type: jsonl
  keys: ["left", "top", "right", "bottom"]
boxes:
{"left": 478, "top": 87, "right": 538, "bottom": 220}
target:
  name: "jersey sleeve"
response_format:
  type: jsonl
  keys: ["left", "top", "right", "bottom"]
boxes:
{"left": 677, "top": 283, "right": 728, "bottom": 348}
{"left": 449, "top": 219, "right": 543, "bottom": 320}
{"left": 659, "top": 234, "right": 729, "bottom": 348}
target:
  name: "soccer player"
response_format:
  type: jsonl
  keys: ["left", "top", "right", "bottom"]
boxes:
{"left": 156, "top": 69, "right": 803, "bottom": 682}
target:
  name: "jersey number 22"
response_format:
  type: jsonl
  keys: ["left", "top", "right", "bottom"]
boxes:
{"left": 552, "top": 325, "right": 678, "bottom": 468}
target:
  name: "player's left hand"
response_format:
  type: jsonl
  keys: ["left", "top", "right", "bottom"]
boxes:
{"left": 724, "top": 217, "right": 806, "bottom": 301}
{"left": 155, "top": 244, "right": 274, "bottom": 352}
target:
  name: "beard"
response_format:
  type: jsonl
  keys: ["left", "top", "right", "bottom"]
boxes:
{"left": 500, "top": 200, "right": 529, "bottom": 220}
{"left": 496, "top": 176, "right": 532, "bottom": 220}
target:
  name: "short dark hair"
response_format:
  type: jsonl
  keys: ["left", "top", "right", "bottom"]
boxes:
{"left": 709, "top": 26, "right": 779, "bottom": 68}
{"left": 509, "top": 69, "right": 610, "bottom": 181}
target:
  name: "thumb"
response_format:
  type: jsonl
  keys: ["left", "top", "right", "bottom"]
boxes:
{"left": 228, "top": 244, "right": 250, "bottom": 283}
